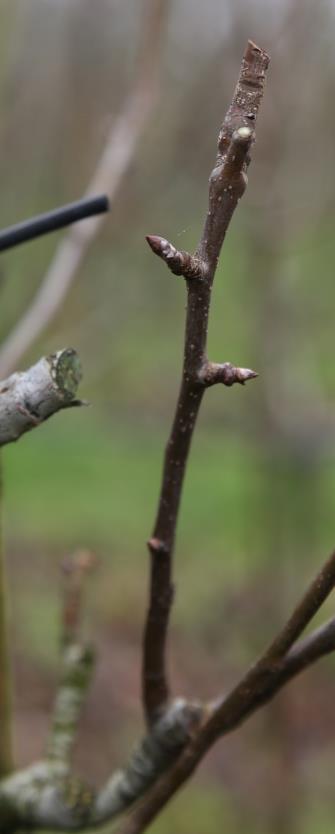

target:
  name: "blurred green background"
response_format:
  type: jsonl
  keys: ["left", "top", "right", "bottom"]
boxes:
{"left": 2, "top": 0, "right": 335, "bottom": 831}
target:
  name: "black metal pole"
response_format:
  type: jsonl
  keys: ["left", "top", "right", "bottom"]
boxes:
{"left": 0, "top": 195, "right": 109, "bottom": 253}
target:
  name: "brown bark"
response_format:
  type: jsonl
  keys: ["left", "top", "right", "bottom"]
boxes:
{"left": 143, "top": 40, "right": 269, "bottom": 726}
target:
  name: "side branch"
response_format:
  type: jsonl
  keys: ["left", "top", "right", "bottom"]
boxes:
{"left": 199, "top": 361, "right": 258, "bottom": 387}
{"left": 146, "top": 236, "right": 203, "bottom": 279}
{"left": 0, "top": 349, "right": 83, "bottom": 447}
{"left": 263, "top": 548, "right": 335, "bottom": 660}
{"left": 143, "top": 41, "right": 269, "bottom": 726}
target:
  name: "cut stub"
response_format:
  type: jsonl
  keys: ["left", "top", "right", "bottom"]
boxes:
{"left": 0, "top": 348, "right": 83, "bottom": 447}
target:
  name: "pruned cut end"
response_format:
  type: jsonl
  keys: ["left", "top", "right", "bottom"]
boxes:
{"left": 49, "top": 349, "right": 82, "bottom": 400}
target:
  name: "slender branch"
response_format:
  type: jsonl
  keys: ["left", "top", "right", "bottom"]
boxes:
{"left": 143, "top": 40, "right": 269, "bottom": 726}
{"left": 0, "top": 465, "right": 13, "bottom": 778}
{"left": 0, "top": 0, "right": 169, "bottom": 379}
{"left": 262, "top": 548, "right": 335, "bottom": 660}
{"left": 61, "top": 550, "right": 96, "bottom": 648}
{"left": 0, "top": 349, "right": 83, "bottom": 447}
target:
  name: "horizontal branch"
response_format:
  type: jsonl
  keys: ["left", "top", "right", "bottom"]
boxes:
{"left": 199, "top": 361, "right": 258, "bottom": 387}
{"left": 0, "top": 349, "right": 83, "bottom": 447}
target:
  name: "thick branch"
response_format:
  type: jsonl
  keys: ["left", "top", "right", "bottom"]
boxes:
{"left": 143, "top": 41, "right": 269, "bottom": 725}
{"left": 0, "top": 349, "right": 83, "bottom": 447}
{"left": 0, "top": 700, "right": 202, "bottom": 831}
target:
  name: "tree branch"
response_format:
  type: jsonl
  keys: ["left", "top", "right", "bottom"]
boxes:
{"left": 262, "top": 548, "right": 335, "bottom": 660}
{"left": 0, "top": 700, "right": 203, "bottom": 831}
{"left": 0, "top": 0, "right": 169, "bottom": 379}
{"left": 143, "top": 40, "right": 269, "bottom": 726}
{"left": 0, "top": 466, "right": 13, "bottom": 778}
{"left": 0, "top": 349, "right": 83, "bottom": 447}
{"left": 47, "top": 551, "right": 96, "bottom": 769}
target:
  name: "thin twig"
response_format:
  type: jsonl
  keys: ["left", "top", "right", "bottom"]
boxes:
{"left": 61, "top": 549, "right": 96, "bottom": 648}
{"left": 0, "top": 0, "right": 169, "bottom": 379}
{"left": 262, "top": 548, "right": 335, "bottom": 659}
{"left": 143, "top": 40, "right": 269, "bottom": 726}
{"left": 0, "top": 464, "right": 13, "bottom": 777}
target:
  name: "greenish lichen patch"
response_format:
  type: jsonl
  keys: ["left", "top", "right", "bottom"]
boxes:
{"left": 49, "top": 350, "right": 82, "bottom": 400}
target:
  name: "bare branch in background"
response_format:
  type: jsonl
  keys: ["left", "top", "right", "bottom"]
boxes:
{"left": 0, "top": 0, "right": 169, "bottom": 379}
{"left": 60, "top": 550, "right": 96, "bottom": 648}
{"left": 143, "top": 40, "right": 269, "bottom": 728}
{"left": 0, "top": 549, "right": 204, "bottom": 830}
{"left": 47, "top": 551, "right": 96, "bottom": 770}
